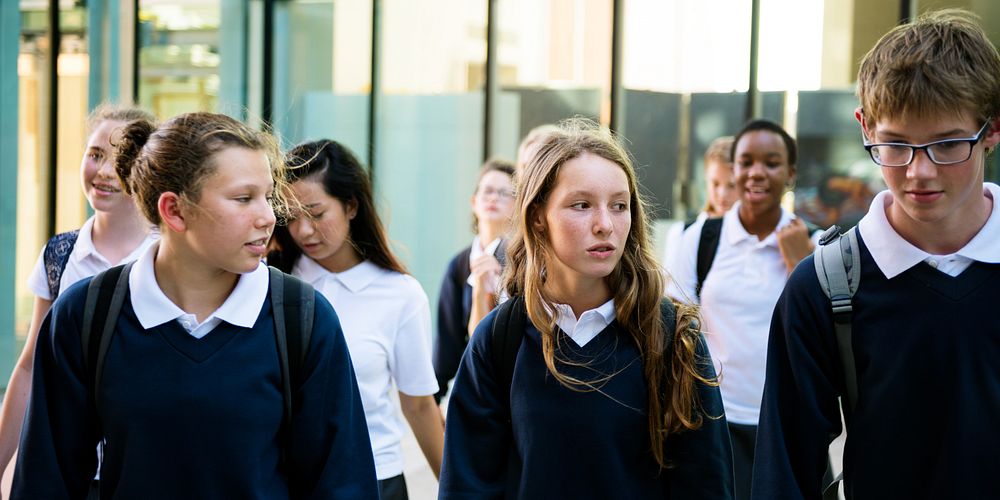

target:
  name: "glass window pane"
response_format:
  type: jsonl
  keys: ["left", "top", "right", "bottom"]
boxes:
{"left": 494, "top": 0, "right": 612, "bottom": 161}
{"left": 271, "top": 0, "right": 372, "bottom": 158}
{"left": 137, "top": 0, "right": 224, "bottom": 117}
{"left": 621, "top": 0, "right": 755, "bottom": 222}
{"left": 378, "top": 0, "right": 486, "bottom": 309}
{"left": 759, "top": 0, "right": 894, "bottom": 230}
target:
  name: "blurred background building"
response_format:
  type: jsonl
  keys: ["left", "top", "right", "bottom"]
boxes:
{"left": 2, "top": 0, "right": 1000, "bottom": 379}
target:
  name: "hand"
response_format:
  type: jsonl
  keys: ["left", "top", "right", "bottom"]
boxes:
{"left": 776, "top": 218, "right": 815, "bottom": 274}
{"left": 470, "top": 254, "right": 502, "bottom": 296}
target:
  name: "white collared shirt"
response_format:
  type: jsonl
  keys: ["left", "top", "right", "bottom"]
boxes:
{"left": 666, "top": 203, "right": 820, "bottom": 425}
{"left": 466, "top": 236, "right": 502, "bottom": 287}
{"left": 292, "top": 256, "right": 438, "bottom": 480}
{"left": 552, "top": 299, "right": 616, "bottom": 347}
{"left": 858, "top": 183, "right": 1000, "bottom": 278}
{"left": 28, "top": 216, "right": 159, "bottom": 300}
{"left": 128, "top": 242, "right": 269, "bottom": 339}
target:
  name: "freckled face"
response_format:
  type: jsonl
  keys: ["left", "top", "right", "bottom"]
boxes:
{"left": 81, "top": 120, "right": 133, "bottom": 213}
{"left": 287, "top": 179, "right": 359, "bottom": 272}
{"left": 538, "top": 153, "right": 631, "bottom": 293}
{"left": 183, "top": 147, "right": 276, "bottom": 274}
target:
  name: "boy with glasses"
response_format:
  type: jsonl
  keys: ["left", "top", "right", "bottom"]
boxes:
{"left": 753, "top": 10, "right": 1000, "bottom": 499}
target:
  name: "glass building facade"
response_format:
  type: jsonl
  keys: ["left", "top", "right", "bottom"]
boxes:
{"left": 3, "top": 0, "right": 1000, "bottom": 381}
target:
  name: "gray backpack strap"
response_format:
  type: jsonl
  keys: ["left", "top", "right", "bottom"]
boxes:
{"left": 814, "top": 226, "right": 861, "bottom": 500}
{"left": 814, "top": 226, "right": 861, "bottom": 413}
{"left": 268, "top": 267, "right": 294, "bottom": 433}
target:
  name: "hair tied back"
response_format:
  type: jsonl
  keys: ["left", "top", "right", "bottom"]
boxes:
{"left": 114, "top": 119, "right": 157, "bottom": 196}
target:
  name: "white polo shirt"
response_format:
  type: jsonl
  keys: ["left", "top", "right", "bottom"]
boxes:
{"left": 292, "top": 256, "right": 438, "bottom": 480}
{"left": 858, "top": 183, "right": 1000, "bottom": 278}
{"left": 666, "top": 203, "right": 819, "bottom": 425}
{"left": 128, "top": 242, "right": 269, "bottom": 338}
{"left": 27, "top": 216, "right": 159, "bottom": 300}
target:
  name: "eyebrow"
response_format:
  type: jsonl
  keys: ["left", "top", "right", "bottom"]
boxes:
{"left": 565, "top": 190, "right": 629, "bottom": 198}
{"left": 877, "top": 128, "right": 970, "bottom": 142}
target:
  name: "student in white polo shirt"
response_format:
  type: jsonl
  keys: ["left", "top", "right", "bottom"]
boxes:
{"left": 268, "top": 139, "right": 443, "bottom": 500}
{"left": 666, "top": 119, "right": 819, "bottom": 500}
{"left": 11, "top": 112, "right": 377, "bottom": 499}
{"left": 0, "top": 104, "right": 159, "bottom": 480}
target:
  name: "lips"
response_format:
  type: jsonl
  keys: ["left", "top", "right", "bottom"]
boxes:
{"left": 245, "top": 237, "right": 269, "bottom": 255}
{"left": 92, "top": 182, "right": 121, "bottom": 195}
{"left": 587, "top": 243, "right": 616, "bottom": 259}
{"left": 905, "top": 189, "right": 944, "bottom": 203}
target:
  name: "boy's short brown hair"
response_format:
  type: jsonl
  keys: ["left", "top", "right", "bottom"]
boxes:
{"left": 857, "top": 9, "right": 1000, "bottom": 129}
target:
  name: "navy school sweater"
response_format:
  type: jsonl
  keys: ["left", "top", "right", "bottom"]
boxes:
{"left": 753, "top": 232, "right": 1000, "bottom": 499}
{"left": 440, "top": 306, "right": 735, "bottom": 499}
{"left": 434, "top": 245, "right": 473, "bottom": 400}
{"left": 12, "top": 276, "right": 379, "bottom": 500}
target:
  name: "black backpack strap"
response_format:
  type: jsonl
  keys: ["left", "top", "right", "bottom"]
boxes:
{"left": 490, "top": 295, "right": 526, "bottom": 420}
{"left": 43, "top": 230, "right": 80, "bottom": 300}
{"left": 81, "top": 263, "right": 133, "bottom": 407}
{"left": 696, "top": 217, "right": 723, "bottom": 298}
{"left": 268, "top": 266, "right": 315, "bottom": 464}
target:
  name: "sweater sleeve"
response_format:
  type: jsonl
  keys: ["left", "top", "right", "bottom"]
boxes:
{"left": 664, "top": 331, "right": 735, "bottom": 500}
{"left": 439, "top": 308, "right": 511, "bottom": 500}
{"left": 287, "top": 292, "right": 379, "bottom": 500}
{"left": 12, "top": 280, "right": 101, "bottom": 500}
{"left": 433, "top": 250, "right": 469, "bottom": 400}
{"left": 752, "top": 256, "right": 844, "bottom": 500}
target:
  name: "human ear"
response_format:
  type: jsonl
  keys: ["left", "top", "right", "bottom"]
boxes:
{"left": 855, "top": 107, "right": 873, "bottom": 141}
{"left": 983, "top": 117, "right": 1000, "bottom": 150}
{"left": 345, "top": 198, "right": 359, "bottom": 220}
{"left": 158, "top": 192, "right": 187, "bottom": 233}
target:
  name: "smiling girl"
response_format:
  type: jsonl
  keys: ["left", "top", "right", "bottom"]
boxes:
{"left": 439, "top": 119, "right": 733, "bottom": 499}
{"left": 267, "top": 140, "right": 443, "bottom": 500}
{"left": 0, "top": 104, "right": 159, "bottom": 479}
{"left": 666, "top": 119, "right": 819, "bottom": 500}
{"left": 11, "top": 113, "right": 377, "bottom": 499}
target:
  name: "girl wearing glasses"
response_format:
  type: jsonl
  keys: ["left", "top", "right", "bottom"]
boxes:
{"left": 666, "top": 119, "right": 821, "bottom": 500}
{"left": 268, "top": 140, "right": 443, "bottom": 500}
{"left": 433, "top": 159, "right": 516, "bottom": 402}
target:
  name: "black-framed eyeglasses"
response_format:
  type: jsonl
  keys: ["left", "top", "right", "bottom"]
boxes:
{"left": 863, "top": 121, "right": 992, "bottom": 167}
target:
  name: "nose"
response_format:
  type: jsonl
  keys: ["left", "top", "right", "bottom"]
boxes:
{"left": 593, "top": 206, "right": 614, "bottom": 235}
{"left": 906, "top": 148, "right": 939, "bottom": 181}
{"left": 289, "top": 216, "right": 313, "bottom": 241}
{"left": 257, "top": 200, "right": 277, "bottom": 229}
{"left": 96, "top": 157, "right": 116, "bottom": 178}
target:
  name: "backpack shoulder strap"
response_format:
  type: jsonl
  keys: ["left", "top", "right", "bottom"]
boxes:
{"left": 490, "top": 295, "right": 526, "bottom": 416}
{"left": 696, "top": 217, "right": 724, "bottom": 298}
{"left": 43, "top": 230, "right": 80, "bottom": 300}
{"left": 81, "top": 263, "right": 133, "bottom": 406}
{"left": 268, "top": 266, "right": 315, "bottom": 459}
{"left": 812, "top": 225, "right": 861, "bottom": 413}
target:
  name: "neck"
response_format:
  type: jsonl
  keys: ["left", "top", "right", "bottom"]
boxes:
{"left": 544, "top": 275, "right": 611, "bottom": 319}
{"left": 887, "top": 191, "right": 992, "bottom": 255}
{"left": 738, "top": 204, "right": 781, "bottom": 240}
{"left": 154, "top": 238, "right": 240, "bottom": 322}
{"left": 91, "top": 208, "right": 150, "bottom": 264}
{"left": 478, "top": 223, "right": 504, "bottom": 249}
{"left": 316, "top": 245, "right": 363, "bottom": 274}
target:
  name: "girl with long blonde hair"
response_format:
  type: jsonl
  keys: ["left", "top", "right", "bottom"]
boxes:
{"left": 440, "top": 119, "right": 733, "bottom": 499}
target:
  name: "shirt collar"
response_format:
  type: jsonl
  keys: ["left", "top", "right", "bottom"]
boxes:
{"left": 469, "top": 236, "right": 502, "bottom": 261}
{"left": 129, "top": 241, "right": 269, "bottom": 329}
{"left": 859, "top": 183, "right": 1000, "bottom": 279}
{"left": 293, "top": 255, "right": 383, "bottom": 294}
{"left": 722, "top": 201, "right": 794, "bottom": 246}
{"left": 70, "top": 217, "right": 101, "bottom": 263}
{"left": 551, "top": 299, "right": 616, "bottom": 347}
